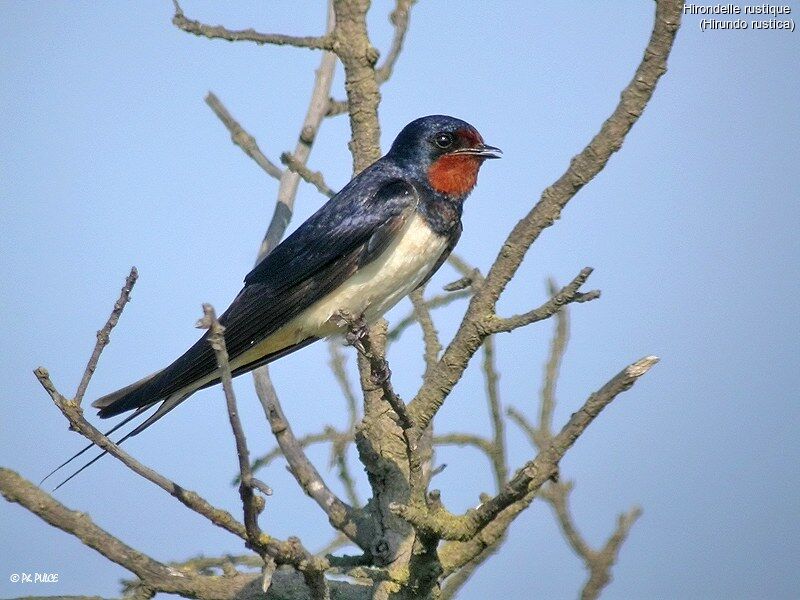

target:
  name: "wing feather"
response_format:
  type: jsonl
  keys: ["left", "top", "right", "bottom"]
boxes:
{"left": 94, "top": 175, "right": 417, "bottom": 417}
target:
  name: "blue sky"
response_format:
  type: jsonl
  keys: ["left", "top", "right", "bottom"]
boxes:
{"left": 1, "top": 2, "right": 799, "bottom": 599}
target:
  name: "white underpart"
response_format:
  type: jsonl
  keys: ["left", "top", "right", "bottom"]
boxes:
{"left": 288, "top": 211, "right": 449, "bottom": 338}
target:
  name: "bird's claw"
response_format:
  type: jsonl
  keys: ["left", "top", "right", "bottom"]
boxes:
{"left": 336, "top": 310, "right": 370, "bottom": 355}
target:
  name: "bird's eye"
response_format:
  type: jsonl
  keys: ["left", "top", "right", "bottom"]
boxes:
{"left": 434, "top": 132, "right": 454, "bottom": 149}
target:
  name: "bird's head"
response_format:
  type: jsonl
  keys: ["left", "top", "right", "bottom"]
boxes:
{"left": 387, "top": 115, "right": 501, "bottom": 199}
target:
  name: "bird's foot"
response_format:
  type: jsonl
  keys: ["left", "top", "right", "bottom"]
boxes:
{"left": 335, "top": 310, "right": 370, "bottom": 355}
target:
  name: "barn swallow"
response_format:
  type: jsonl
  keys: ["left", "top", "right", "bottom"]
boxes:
{"left": 46, "top": 115, "right": 500, "bottom": 487}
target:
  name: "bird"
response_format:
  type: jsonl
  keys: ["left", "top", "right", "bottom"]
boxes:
{"left": 46, "top": 115, "right": 500, "bottom": 487}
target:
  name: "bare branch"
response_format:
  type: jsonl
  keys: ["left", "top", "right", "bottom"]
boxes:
{"left": 482, "top": 336, "right": 507, "bottom": 490}
{"left": 446, "top": 252, "right": 480, "bottom": 279}
{"left": 0, "top": 468, "right": 268, "bottom": 599}
{"left": 584, "top": 507, "right": 643, "bottom": 599}
{"left": 250, "top": 428, "right": 340, "bottom": 475}
{"left": 255, "top": 3, "right": 337, "bottom": 261}
{"left": 326, "top": 98, "right": 348, "bottom": 117}
{"left": 539, "top": 278, "right": 570, "bottom": 439}
{"left": 542, "top": 480, "right": 643, "bottom": 600}
{"left": 35, "top": 367, "right": 252, "bottom": 543}
{"left": 410, "top": 288, "right": 442, "bottom": 379}
{"left": 393, "top": 356, "right": 659, "bottom": 541}
{"left": 487, "top": 268, "right": 600, "bottom": 334}
{"left": 281, "top": 152, "right": 335, "bottom": 198}
{"left": 387, "top": 288, "right": 471, "bottom": 343}
{"left": 328, "top": 341, "right": 360, "bottom": 431}
{"left": 331, "top": 441, "right": 361, "bottom": 509}
{"left": 205, "top": 92, "right": 283, "bottom": 180}
{"left": 375, "top": 0, "right": 415, "bottom": 83}
{"left": 198, "top": 304, "right": 265, "bottom": 549}
{"left": 433, "top": 433, "right": 494, "bottom": 457}
{"left": 1, "top": 468, "right": 173, "bottom": 584}
{"left": 74, "top": 267, "right": 138, "bottom": 406}
{"left": 408, "top": 0, "right": 683, "bottom": 432}
{"left": 253, "top": 369, "right": 364, "bottom": 547}
{"left": 507, "top": 405, "right": 548, "bottom": 450}
{"left": 540, "top": 482, "right": 593, "bottom": 558}
{"left": 172, "top": 1, "right": 333, "bottom": 50}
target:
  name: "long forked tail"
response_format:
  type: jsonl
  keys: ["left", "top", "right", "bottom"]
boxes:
{"left": 44, "top": 335, "right": 319, "bottom": 489}
{"left": 43, "top": 369, "right": 198, "bottom": 490}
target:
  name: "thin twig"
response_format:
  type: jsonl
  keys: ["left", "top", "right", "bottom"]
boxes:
{"left": 205, "top": 92, "right": 283, "bottom": 180}
{"left": 198, "top": 304, "right": 264, "bottom": 550}
{"left": 74, "top": 267, "right": 138, "bottom": 405}
{"left": 433, "top": 433, "right": 494, "bottom": 457}
{"left": 326, "top": 98, "right": 348, "bottom": 117}
{"left": 328, "top": 341, "right": 360, "bottom": 431}
{"left": 172, "top": 1, "right": 333, "bottom": 50}
{"left": 250, "top": 428, "right": 340, "bottom": 475}
{"left": 326, "top": 344, "right": 362, "bottom": 508}
{"left": 446, "top": 252, "right": 480, "bottom": 279}
{"left": 375, "top": 0, "right": 415, "bottom": 83}
{"left": 410, "top": 288, "right": 442, "bottom": 379}
{"left": 486, "top": 267, "right": 600, "bottom": 334}
{"left": 281, "top": 152, "right": 335, "bottom": 198}
{"left": 539, "top": 278, "right": 569, "bottom": 440}
{"left": 387, "top": 288, "right": 471, "bottom": 342}
{"left": 482, "top": 336, "right": 507, "bottom": 490}
{"left": 35, "top": 368, "right": 251, "bottom": 543}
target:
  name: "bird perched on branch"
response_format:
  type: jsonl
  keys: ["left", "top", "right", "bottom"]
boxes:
{"left": 48, "top": 115, "right": 500, "bottom": 486}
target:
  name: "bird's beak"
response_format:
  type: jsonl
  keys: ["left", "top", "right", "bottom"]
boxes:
{"left": 453, "top": 144, "right": 503, "bottom": 159}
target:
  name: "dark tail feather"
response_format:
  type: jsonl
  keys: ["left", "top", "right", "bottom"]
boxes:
{"left": 92, "top": 370, "right": 165, "bottom": 418}
{"left": 41, "top": 405, "right": 153, "bottom": 487}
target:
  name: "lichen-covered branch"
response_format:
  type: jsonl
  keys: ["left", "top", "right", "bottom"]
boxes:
{"left": 332, "top": 0, "right": 383, "bottom": 172}
{"left": 0, "top": 469, "right": 342, "bottom": 600}
{"left": 393, "top": 356, "right": 659, "bottom": 541}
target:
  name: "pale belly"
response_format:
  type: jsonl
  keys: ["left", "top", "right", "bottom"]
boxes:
{"left": 231, "top": 212, "right": 449, "bottom": 370}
